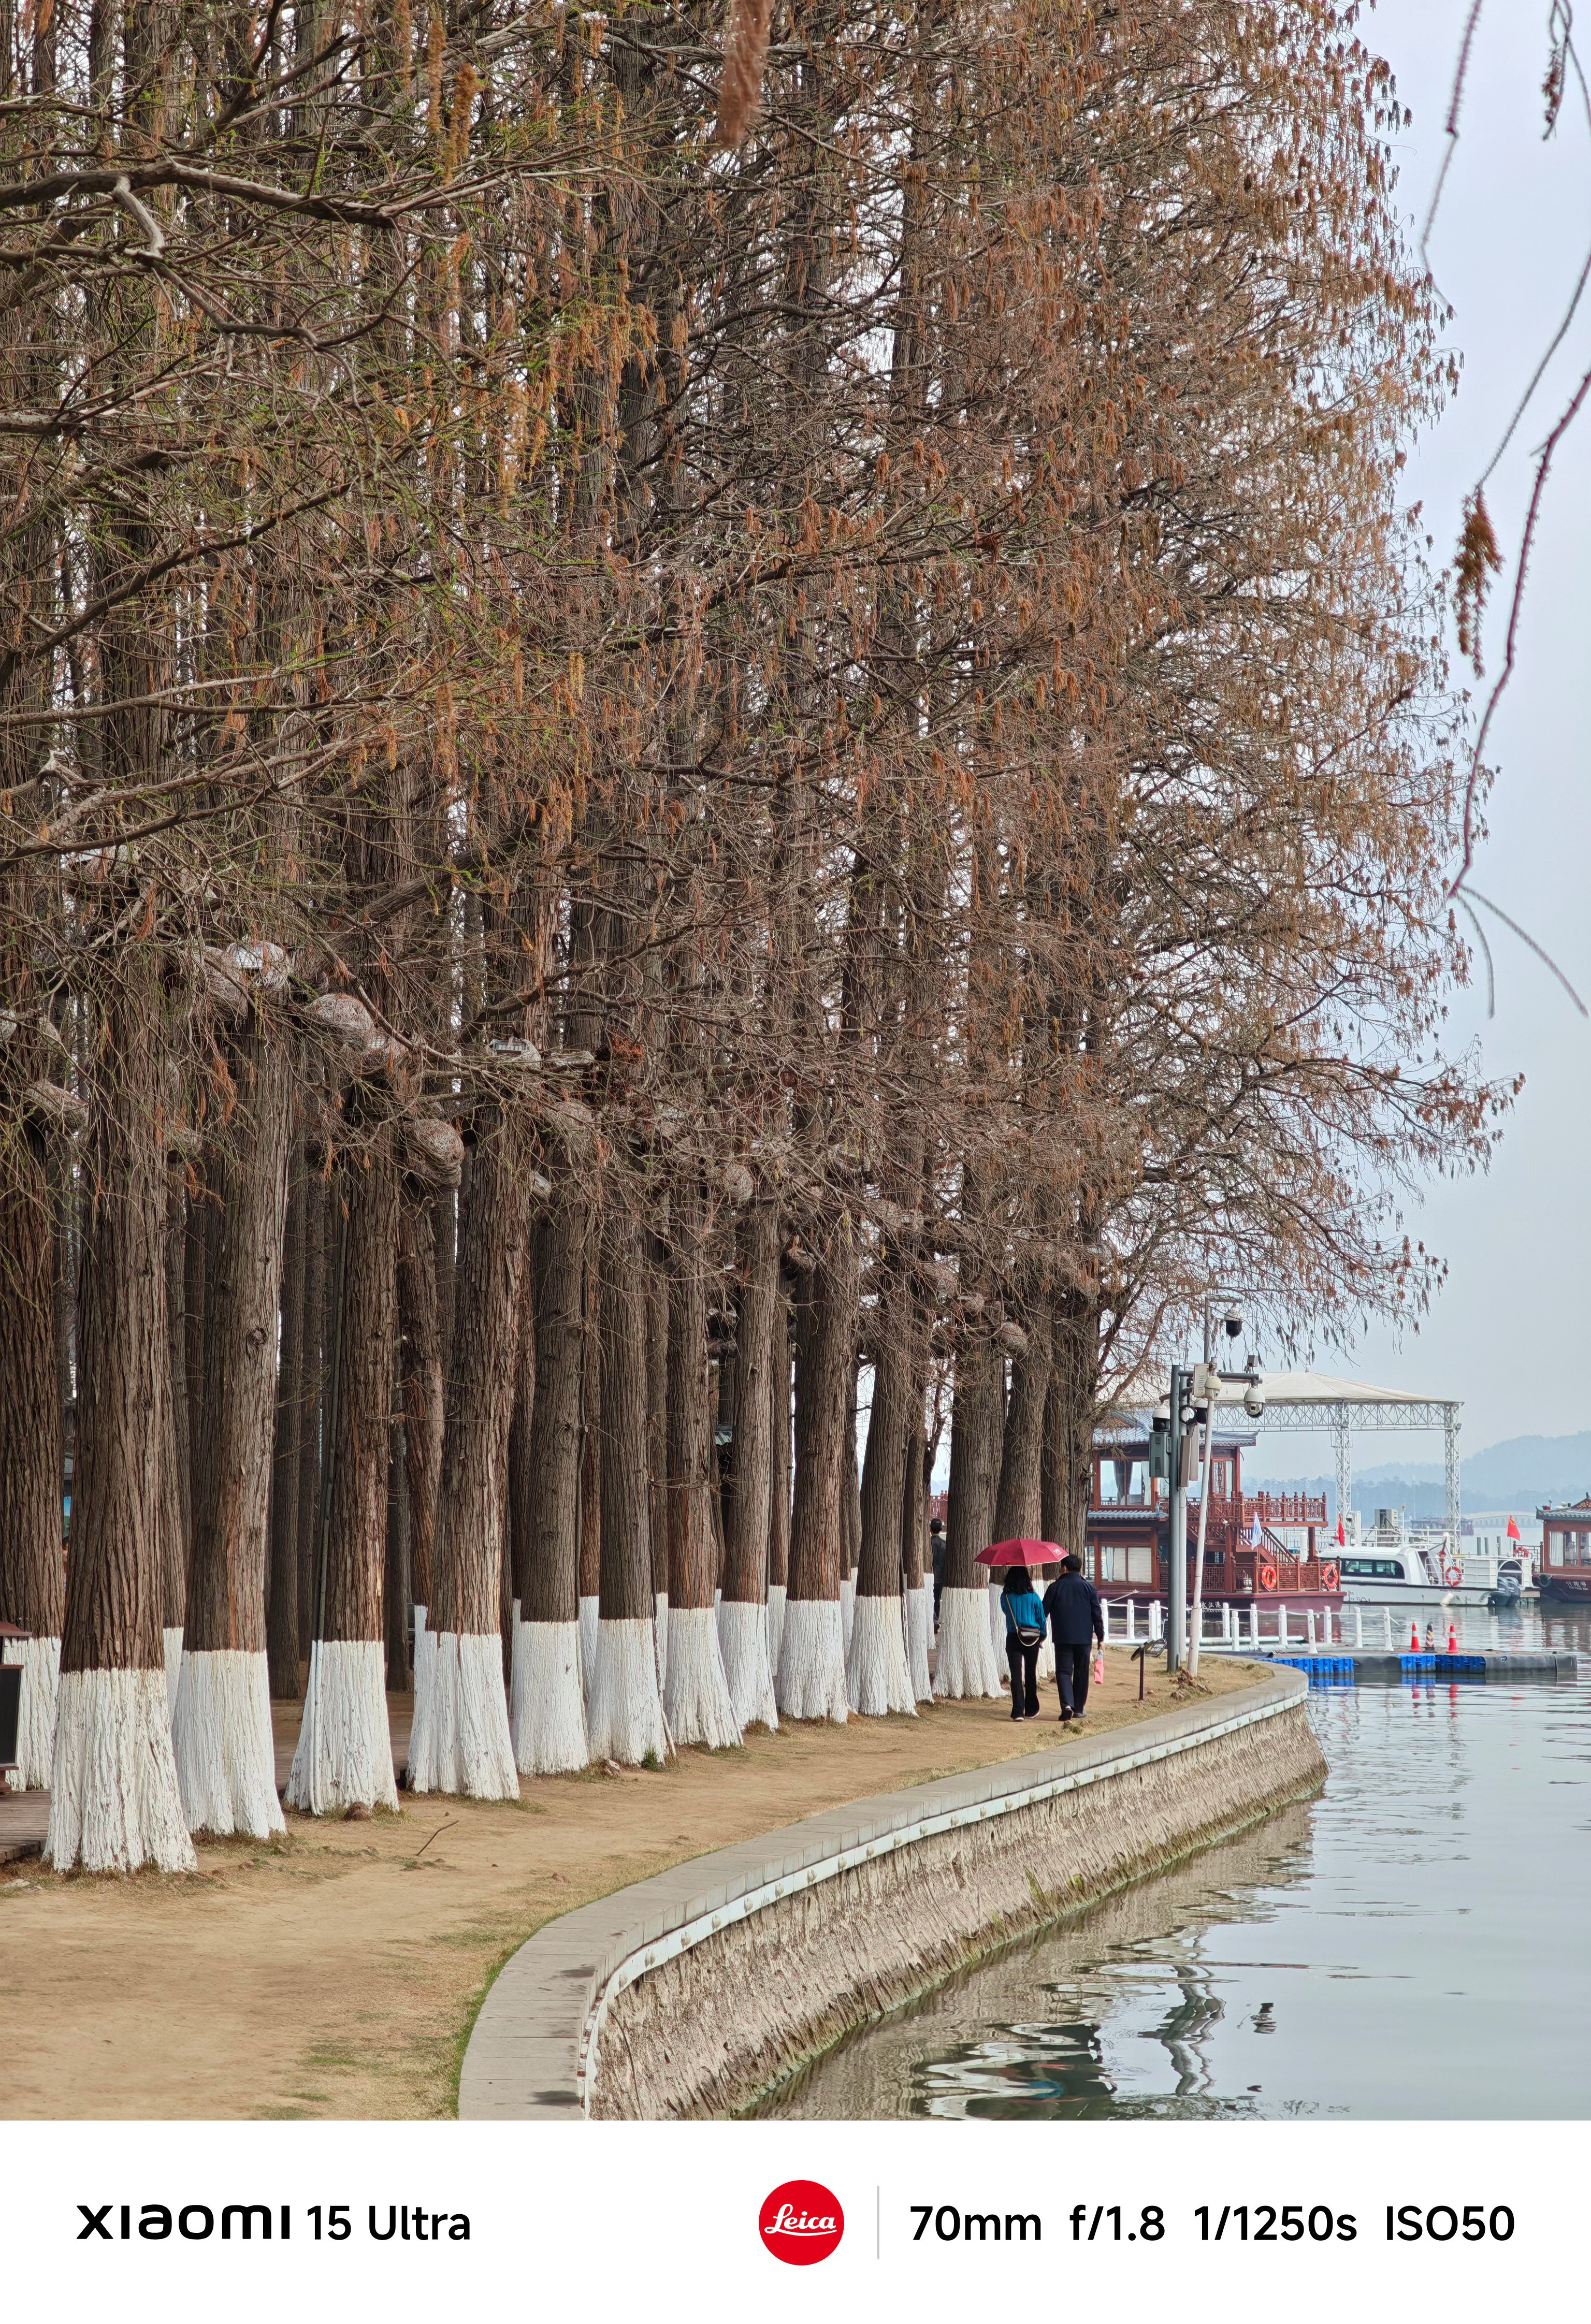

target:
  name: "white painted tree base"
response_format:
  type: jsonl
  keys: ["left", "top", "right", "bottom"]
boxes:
{"left": 578, "top": 1596, "right": 599, "bottom": 1705}
{"left": 906, "top": 1586, "right": 934, "bottom": 1702}
{"left": 284, "top": 1638, "right": 399, "bottom": 1815}
{"left": 510, "top": 1620, "right": 588, "bottom": 1775}
{"left": 662, "top": 1604, "right": 743, "bottom": 1749}
{"left": 766, "top": 1583, "right": 786, "bottom": 1679}
{"left": 171, "top": 1649, "right": 286, "bottom": 1838}
{"left": 933, "top": 1586, "right": 1006, "bottom": 1699}
{"left": 775, "top": 1596, "right": 848, "bottom": 1723}
{"left": 840, "top": 1573, "right": 856, "bottom": 1660}
{"left": 586, "top": 1617, "right": 670, "bottom": 1766}
{"left": 846, "top": 1590, "right": 917, "bottom": 1717}
{"left": 988, "top": 1581, "right": 1006, "bottom": 1659}
{"left": 718, "top": 1597, "right": 778, "bottom": 1732}
{"left": 408, "top": 1629, "right": 518, "bottom": 1799}
{"left": 654, "top": 1591, "right": 669, "bottom": 1690}
{"left": 2, "top": 1632, "right": 59, "bottom": 1791}
{"left": 45, "top": 1665, "right": 197, "bottom": 1873}
{"left": 163, "top": 1627, "right": 183, "bottom": 1722}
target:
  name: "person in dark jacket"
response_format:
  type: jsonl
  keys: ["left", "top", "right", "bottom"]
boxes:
{"left": 930, "top": 1518, "right": 946, "bottom": 1624}
{"left": 999, "top": 1565, "right": 1046, "bottom": 1720}
{"left": 1042, "top": 1554, "right": 1104, "bottom": 1722}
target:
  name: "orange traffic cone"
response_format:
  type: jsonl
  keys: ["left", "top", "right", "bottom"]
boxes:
{"left": 1410, "top": 1623, "right": 1420, "bottom": 1650}
{"left": 1448, "top": 1624, "right": 1457, "bottom": 1655}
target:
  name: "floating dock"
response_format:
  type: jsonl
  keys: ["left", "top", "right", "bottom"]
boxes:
{"left": 1207, "top": 1648, "right": 1579, "bottom": 1680}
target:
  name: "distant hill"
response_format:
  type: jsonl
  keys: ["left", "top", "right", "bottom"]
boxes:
{"left": 1243, "top": 1429, "right": 1591, "bottom": 1520}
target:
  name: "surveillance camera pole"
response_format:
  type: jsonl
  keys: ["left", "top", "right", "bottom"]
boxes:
{"left": 1167, "top": 1364, "right": 1188, "bottom": 1673}
{"left": 1187, "top": 1297, "right": 1264, "bottom": 1680}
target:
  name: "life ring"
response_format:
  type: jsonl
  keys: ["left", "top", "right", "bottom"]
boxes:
{"left": 1322, "top": 1563, "right": 1339, "bottom": 1592}
{"left": 1259, "top": 1562, "right": 1278, "bottom": 1591}
{"left": 1442, "top": 1561, "right": 1463, "bottom": 1587}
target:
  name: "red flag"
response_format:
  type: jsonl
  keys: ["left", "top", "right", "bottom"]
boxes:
{"left": 1507, "top": 1516, "right": 1521, "bottom": 1542}
{"left": 1337, "top": 1516, "right": 1346, "bottom": 1546}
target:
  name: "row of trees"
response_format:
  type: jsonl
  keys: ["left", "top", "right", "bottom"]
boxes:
{"left": 0, "top": 0, "right": 1503, "bottom": 1870}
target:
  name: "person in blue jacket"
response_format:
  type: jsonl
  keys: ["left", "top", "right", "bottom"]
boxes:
{"left": 999, "top": 1565, "right": 1046, "bottom": 1720}
{"left": 1043, "top": 1553, "right": 1104, "bottom": 1722}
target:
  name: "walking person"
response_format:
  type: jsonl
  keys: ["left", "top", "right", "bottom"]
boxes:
{"left": 1000, "top": 1565, "right": 1046, "bottom": 1720}
{"left": 930, "top": 1518, "right": 946, "bottom": 1628}
{"left": 1043, "top": 1553, "right": 1104, "bottom": 1724}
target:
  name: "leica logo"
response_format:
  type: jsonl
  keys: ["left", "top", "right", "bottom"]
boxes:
{"left": 759, "top": 2180, "right": 845, "bottom": 2265}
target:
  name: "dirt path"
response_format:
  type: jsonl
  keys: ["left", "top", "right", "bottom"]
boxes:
{"left": 0, "top": 1652, "right": 1265, "bottom": 2120}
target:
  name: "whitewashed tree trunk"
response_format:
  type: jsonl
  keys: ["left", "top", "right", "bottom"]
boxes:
{"left": 840, "top": 1571, "right": 856, "bottom": 1659}
{"left": 408, "top": 1629, "right": 517, "bottom": 1799}
{"left": 776, "top": 1597, "right": 848, "bottom": 1722}
{"left": 766, "top": 1584, "right": 787, "bottom": 1680}
{"left": 171, "top": 1650, "right": 285, "bottom": 1837}
{"left": 285, "top": 1639, "right": 398, "bottom": 1814}
{"left": 846, "top": 1590, "right": 917, "bottom": 1716}
{"left": 3, "top": 1633, "right": 60, "bottom": 1791}
{"left": 510, "top": 1619, "right": 587, "bottom": 1775}
{"left": 905, "top": 1585, "right": 933, "bottom": 1702}
{"left": 162, "top": 1628, "right": 182, "bottom": 1722}
{"left": 663, "top": 1604, "right": 742, "bottom": 1749}
{"left": 46, "top": 1668, "right": 196, "bottom": 1873}
{"left": 586, "top": 1618, "right": 669, "bottom": 1764}
{"left": 578, "top": 1595, "right": 599, "bottom": 1704}
{"left": 933, "top": 1586, "right": 1005, "bottom": 1698}
{"left": 717, "top": 1596, "right": 777, "bottom": 1732}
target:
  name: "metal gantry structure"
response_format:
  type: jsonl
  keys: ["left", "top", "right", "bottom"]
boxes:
{"left": 1103, "top": 1373, "right": 1463, "bottom": 1543}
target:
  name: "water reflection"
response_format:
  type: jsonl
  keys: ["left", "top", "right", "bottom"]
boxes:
{"left": 760, "top": 1607, "right": 1591, "bottom": 2122}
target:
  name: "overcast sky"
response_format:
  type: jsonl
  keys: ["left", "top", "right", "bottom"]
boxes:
{"left": 1247, "top": 0, "right": 1591, "bottom": 1473}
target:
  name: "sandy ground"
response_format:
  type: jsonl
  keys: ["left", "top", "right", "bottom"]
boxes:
{"left": 0, "top": 1649, "right": 1265, "bottom": 2121}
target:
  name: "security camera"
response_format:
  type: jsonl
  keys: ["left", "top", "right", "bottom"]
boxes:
{"left": 1242, "top": 1382, "right": 1265, "bottom": 1420}
{"left": 1223, "top": 1305, "right": 1244, "bottom": 1340}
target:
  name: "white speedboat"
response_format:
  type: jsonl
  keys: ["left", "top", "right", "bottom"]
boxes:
{"left": 1336, "top": 1516, "right": 1497, "bottom": 1608}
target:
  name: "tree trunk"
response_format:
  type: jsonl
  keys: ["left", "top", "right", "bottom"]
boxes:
{"left": 47, "top": 955, "right": 194, "bottom": 1873}
{"left": 662, "top": 1182, "right": 740, "bottom": 1747}
{"left": 719, "top": 1193, "right": 778, "bottom": 1730}
{"left": 397, "top": 1184, "right": 444, "bottom": 1616}
{"left": 294, "top": 1164, "right": 325, "bottom": 1662}
{"left": 162, "top": 1175, "right": 191, "bottom": 1703}
{"left": 384, "top": 1411, "right": 410, "bottom": 1691}
{"left": 173, "top": 1008, "right": 293, "bottom": 1838}
{"left": 0, "top": 1110, "right": 65, "bottom": 1790}
{"left": 768, "top": 1295, "right": 791, "bottom": 1677}
{"left": 587, "top": 1202, "right": 667, "bottom": 1763}
{"left": 577, "top": 1260, "right": 601, "bottom": 1692}
{"left": 994, "top": 1294, "right": 1052, "bottom": 1544}
{"left": 935, "top": 1326, "right": 1005, "bottom": 1698}
{"left": 645, "top": 1240, "right": 669, "bottom": 1667}
{"left": 410, "top": 1111, "right": 532, "bottom": 1798}
{"left": 778, "top": 1222, "right": 854, "bottom": 1721}
{"left": 266, "top": 1151, "right": 305, "bottom": 1699}
{"left": 511, "top": 1192, "right": 588, "bottom": 1774}
{"left": 183, "top": 1166, "right": 208, "bottom": 1531}
{"left": 850, "top": 1248, "right": 916, "bottom": 1715}
{"left": 285, "top": 1134, "right": 401, "bottom": 1815}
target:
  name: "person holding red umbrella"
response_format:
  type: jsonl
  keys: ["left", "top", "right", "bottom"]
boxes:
{"left": 997, "top": 1565, "right": 1047, "bottom": 1719}
{"left": 976, "top": 1538, "right": 1059, "bottom": 1720}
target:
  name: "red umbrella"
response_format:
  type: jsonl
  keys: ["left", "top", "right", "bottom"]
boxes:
{"left": 975, "top": 1537, "right": 1064, "bottom": 1569}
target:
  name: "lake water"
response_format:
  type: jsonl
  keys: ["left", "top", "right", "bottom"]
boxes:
{"left": 759, "top": 1604, "right": 1591, "bottom": 2121}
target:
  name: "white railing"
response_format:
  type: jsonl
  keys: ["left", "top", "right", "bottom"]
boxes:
{"left": 1100, "top": 1602, "right": 1413, "bottom": 1652}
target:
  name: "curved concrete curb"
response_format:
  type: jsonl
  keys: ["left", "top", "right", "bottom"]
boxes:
{"left": 460, "top": 1667, "right": 1316, "bottom": 2120}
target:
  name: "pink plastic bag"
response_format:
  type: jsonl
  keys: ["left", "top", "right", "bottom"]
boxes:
{"left": 1092, "top": 1652, "right": 1104, "bottom": 1687}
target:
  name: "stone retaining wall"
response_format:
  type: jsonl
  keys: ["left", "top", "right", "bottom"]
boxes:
{"left": 459, "top": 1668, "right": 1323, "bottom": 2122}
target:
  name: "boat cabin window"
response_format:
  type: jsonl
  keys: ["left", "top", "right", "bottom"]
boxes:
{"left": 1341, "top": 1558, "right": 1404, "bottom": 1579}
{"left": 1097, "top": 1458, "right": 1149, "bottom": 1507}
